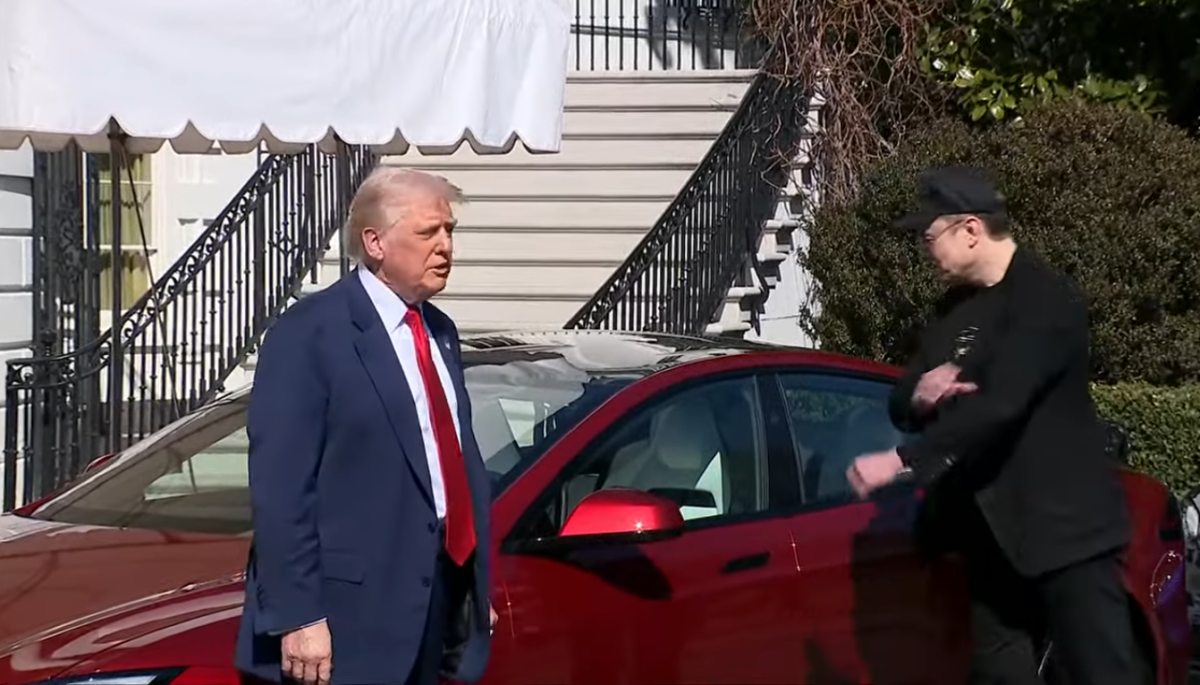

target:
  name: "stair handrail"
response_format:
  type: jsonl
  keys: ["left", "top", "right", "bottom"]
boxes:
{"left": 3, "top": 143, "right": 378, "bottom": 509}
{"left": 564, "top": 69, "right": 808, "bottom": 334}
{"left": 14, "top": 152, "right": 299, "bottom": 364}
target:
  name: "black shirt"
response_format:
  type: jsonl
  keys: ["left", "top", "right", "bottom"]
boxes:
{"left": 888, "top": 246, "right": 1129, "bottom": 575}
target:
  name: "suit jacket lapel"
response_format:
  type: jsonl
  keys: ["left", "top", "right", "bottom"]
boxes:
{"left": 345, "top": 275, "right": 436, "bottom": 510}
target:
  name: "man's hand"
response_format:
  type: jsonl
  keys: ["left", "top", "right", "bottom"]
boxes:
{"left": 912, "top": 362, "right": 977, "bottom": 412}
{"left": 490, "top": 602, "right": 498, "bottom": 635}
{"left": 282, "top": 620, "right": 332, "bottom": 685}
{"left": 847, "top": 449, "right": 907, "bottom": 499}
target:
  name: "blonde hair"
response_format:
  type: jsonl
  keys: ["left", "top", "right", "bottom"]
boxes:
{"left": 343, "top": 166, "right": 464, "bottom": 264}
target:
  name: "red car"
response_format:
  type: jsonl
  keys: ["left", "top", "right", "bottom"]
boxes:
{"left": 0, "top": 332, "right": 1188, "bottom": 685}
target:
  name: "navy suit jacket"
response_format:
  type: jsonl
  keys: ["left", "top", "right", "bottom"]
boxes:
{"left": 235, "top": 270, "right": 493, "bottom": 684}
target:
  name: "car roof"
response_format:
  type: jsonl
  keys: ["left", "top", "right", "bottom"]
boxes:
{"left": 215, "top": 329, "right": 898, "bottom": 404}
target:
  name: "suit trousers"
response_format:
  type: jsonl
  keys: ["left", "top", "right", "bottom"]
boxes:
{"left": 404, "top": 548, "right": 471, "bottom": 685}
{"left": 964, "top": 521, "right": 1152, "bottom": 685}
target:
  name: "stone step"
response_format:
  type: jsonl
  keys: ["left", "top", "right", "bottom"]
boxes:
{"left": 451, "top": 196, "right": 672, "bottom": 229}
{"left": 434, "top": 166, "right": 696, "bottom": 199}
{"left": 561, "top": 107, "right": 735, "bottom": 137}
{"left": 564, "top": 71, "right": 754, "bottom": 109}
{"left": 443, "top": 260, "right": 621, "bottom": 296}
{"left": 452, "top": 227, "right": 648, "bottom": 263}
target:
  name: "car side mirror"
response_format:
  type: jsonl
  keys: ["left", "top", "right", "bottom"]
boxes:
{"left": 560, "top": 488, "right": 685, "bottom": 541}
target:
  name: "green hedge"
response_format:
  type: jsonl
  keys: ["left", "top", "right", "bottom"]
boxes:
{"left": 799, "top": 99, "right": 1200, "bottom": 385}
{"left": 1092, "top": 383, "right": 1200, "bottom": 492}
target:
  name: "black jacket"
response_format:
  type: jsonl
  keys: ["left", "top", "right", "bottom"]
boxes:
{"left": 890, "top": 246, "right": 1130, "bottom": 576}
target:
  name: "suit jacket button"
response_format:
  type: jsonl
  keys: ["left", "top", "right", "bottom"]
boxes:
{"left": 427, "top": 522, "right": 437, "bottom": 533}
{"left": 421, "top": 577, "right": 432, "bottom": 587}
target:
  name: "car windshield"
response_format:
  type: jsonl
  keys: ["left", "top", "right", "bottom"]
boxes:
{"left": 26, "top": 354, "right": 634, "bottom": 536}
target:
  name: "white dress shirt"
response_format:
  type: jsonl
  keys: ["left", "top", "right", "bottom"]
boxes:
{"left": 358, "top": 268, "right": 461, "bottom": 520}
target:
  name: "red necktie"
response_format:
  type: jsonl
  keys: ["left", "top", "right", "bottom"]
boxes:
{"left": 405, "top": 306, "right": 477, "bottom": 566}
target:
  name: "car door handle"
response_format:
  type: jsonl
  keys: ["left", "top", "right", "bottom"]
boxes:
{"left": 721, "top": 551, "right": 770, "bottom": 574}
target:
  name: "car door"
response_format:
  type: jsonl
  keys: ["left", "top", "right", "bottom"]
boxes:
{"left": 772, "top": 370, "right": 971, "bottom": 684}
{"left": 491, "top": 373, "right": 808, "bottom": 685}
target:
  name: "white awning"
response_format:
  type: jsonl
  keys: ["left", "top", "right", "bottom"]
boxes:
{"left": 0, "top": 0, "right": 569, "bottom": 155}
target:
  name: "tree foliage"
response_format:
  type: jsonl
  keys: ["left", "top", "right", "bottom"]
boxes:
{"left": 920, "top": 0, "right": 1200, "bottom": 128}
{"left": 799, "top": 99, "right": 1200, "bottom": 385}
{"left": 743, "top": 0, "right": 1198, "bottom": 214}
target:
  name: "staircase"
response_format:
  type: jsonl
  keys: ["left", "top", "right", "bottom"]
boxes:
{"left": 4, "top": 28, "right": 817, "bottom": 509}
{"left": 282, "top": 70, "right": 814, "bottom": 341}
{"left": 565, "top": 71, "right": 810, "bottom": 336}
{"left": 296, "top": 71, "right": 759, "bottom": 335}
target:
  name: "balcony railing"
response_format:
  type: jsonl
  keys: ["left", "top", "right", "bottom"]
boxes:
{"left": 570, "top": 0, "right": 762, "bottom": 70}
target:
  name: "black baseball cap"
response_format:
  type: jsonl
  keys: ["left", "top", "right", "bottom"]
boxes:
{"left": 896, "top": 165, "right": 1007, "bottom": 232}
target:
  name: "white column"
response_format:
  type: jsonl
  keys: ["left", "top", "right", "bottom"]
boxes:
{"left": 0, "top": 143, "right": 33, "bottom": 505}
{"left": 0, "top": 144, "right": 33, "bottom": 373}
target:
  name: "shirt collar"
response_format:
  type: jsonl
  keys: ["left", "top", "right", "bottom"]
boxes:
{"left": 357, "top": 267, "right": 420, "bottom": 332}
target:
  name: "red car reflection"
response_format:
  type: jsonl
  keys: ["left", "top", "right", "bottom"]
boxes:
{"left": 0, "top": 332, "right": 1188, "bottom": 685}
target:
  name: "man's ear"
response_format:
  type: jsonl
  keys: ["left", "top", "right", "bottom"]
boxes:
{"left": 965, "top": 215, "right": 988, "bottom": 245}
{"left": 361, "top": 226, "right": 384, "bottom": 262}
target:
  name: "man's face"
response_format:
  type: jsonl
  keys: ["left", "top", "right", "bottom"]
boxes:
{"left": 366, "top": 192, "right": 456, "bottom": 303}
{"left": 922, "top": 215, "right": 978, "bottom": 282}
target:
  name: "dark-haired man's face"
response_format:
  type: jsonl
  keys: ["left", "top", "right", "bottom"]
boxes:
{"left": 923, "top": 215, "right": 983, "bottom": 282}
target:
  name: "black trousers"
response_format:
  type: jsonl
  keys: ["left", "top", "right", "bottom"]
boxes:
{"left": 964, "top": 526, "right": 1152, "bottom": 684}
{"left": 404, "top": 550, "right": 470, "bottom": 685}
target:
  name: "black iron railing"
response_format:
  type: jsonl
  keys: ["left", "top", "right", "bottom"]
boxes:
{"left": 3, "top": 143, "right": 377, "bottom": 509}
{"left": 564, "top": 72, "right": 807, "bottom": 334}
{"left": 570, "top": 0, "right": 762, "bottom": 70}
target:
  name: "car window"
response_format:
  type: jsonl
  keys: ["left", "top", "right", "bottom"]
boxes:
{"left": 516, "top": 375, "right": 767, "bottom": 539}
{"left": 29, "top": 359, "right": 631, "bottom": 535}
{"left": 145, "top": 426, "right": 249, "bottom": 499}
{"left": 776, "top": 373, "right": 906, "bottom": 506}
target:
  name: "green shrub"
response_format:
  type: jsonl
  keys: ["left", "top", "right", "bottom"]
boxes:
{"left": 1092, "top": 383, "right": 1200, "bottom": 493}
{"left": 801, "top": 99, "right": 1200, "bottom": 385}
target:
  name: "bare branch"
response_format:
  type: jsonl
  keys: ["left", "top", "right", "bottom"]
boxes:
{"left": 747, "top": 0, "right": 952, "bottom": 205}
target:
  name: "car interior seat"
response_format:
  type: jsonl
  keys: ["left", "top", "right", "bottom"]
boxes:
{"left": 603, "top": 394, "right": 726, "bottom": 520}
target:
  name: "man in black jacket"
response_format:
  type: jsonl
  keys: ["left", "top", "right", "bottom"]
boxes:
{"left": 846, "top": 166, "right": 1150, "bottom": 684}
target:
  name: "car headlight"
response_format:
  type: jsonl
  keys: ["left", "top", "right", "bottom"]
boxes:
{"left": 32, "top": 667, "right": 243, "bottom": 685}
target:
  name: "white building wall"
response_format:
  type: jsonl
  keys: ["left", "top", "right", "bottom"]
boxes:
{"left": 0, "top": 145, "right": 33, "bottom": 385}
{"left": 147, "top": 148, "right": 259, "bottom": 284}
{"left": 0, "top": 145, "right": 32, "bottom": 496}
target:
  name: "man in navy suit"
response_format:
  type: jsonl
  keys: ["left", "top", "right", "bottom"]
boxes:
{"left": 236, "top": 167, "right": 495, "bottom": 685}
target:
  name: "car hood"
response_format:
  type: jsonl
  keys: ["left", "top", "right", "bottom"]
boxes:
{"left": 0, "top": 514, "right": 248, "bottom": 684}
